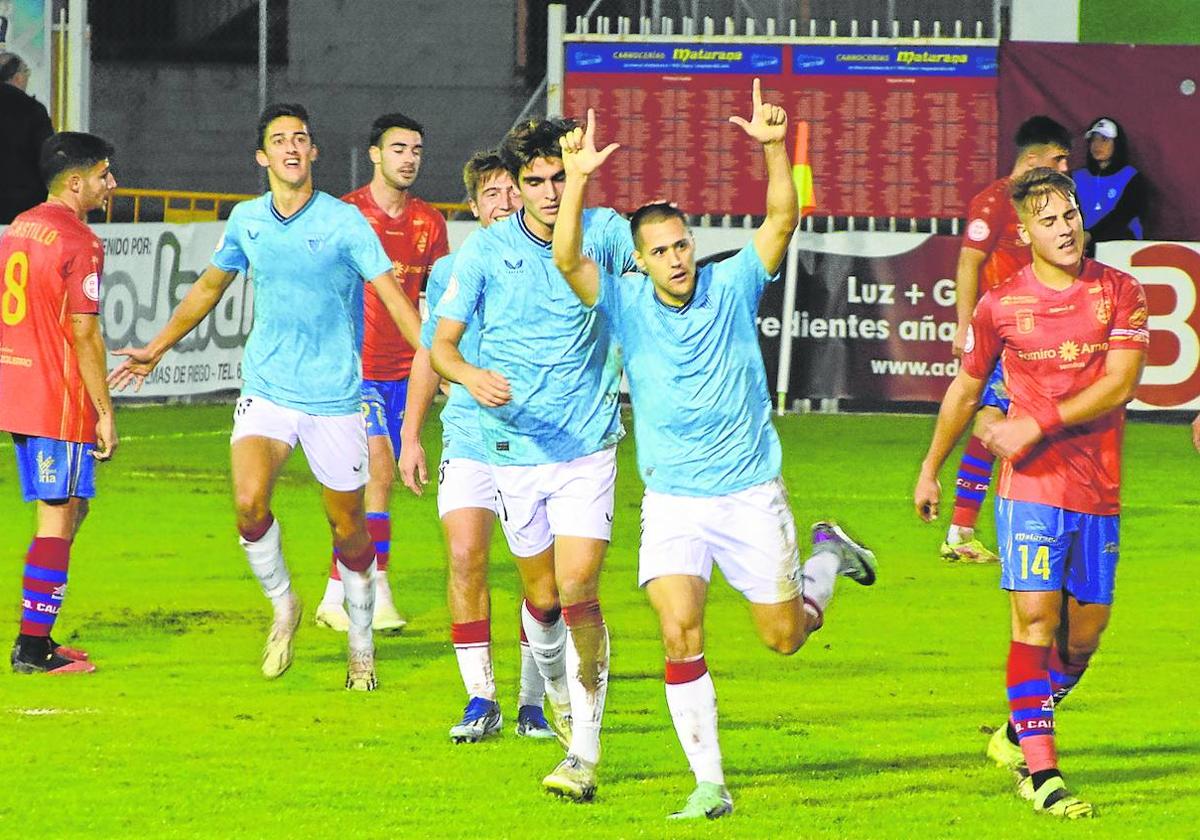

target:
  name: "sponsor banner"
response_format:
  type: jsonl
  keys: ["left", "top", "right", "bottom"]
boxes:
{"left": 791, "top": 44, "right": 997, "bottom": 77}
{"left": 566, "top": 42, "right": 783, "bottom": 74}
{"left": 97, "top": 222, "right": 251, "bottom": 399}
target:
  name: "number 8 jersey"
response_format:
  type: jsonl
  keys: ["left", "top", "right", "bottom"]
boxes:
{"left": 0, "top": 202, "right": 105, "bottom": 443}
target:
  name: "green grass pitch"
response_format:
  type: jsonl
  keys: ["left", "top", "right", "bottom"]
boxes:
{"left": 0, "top": 404, "right": 1197, "bottom": 838}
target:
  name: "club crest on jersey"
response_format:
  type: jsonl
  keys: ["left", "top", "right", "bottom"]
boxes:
{"left": 1016, "top": 309, "right": 1034, "bottom": 334}
{"left": 416, "top": 230, "right": 429, "bottom": 253}
{"left": 1094, "top": 297, "right": 1112, "bottom": 324}
{"left": 306, "top": 236, "right": 324, "bottom": 253}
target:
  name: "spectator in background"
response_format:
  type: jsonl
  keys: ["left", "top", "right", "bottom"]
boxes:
{"left": 1073, "top": 117, "right": 1148, "bottom": 243}
{"left": 0, "top": 51, "right": 54, "bottom": 224}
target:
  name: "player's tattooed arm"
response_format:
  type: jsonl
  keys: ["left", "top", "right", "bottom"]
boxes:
{"left": 729, "top": 78, "right": 797, "bottom": 275}
{"left": 71, "top": 313, "right": 117, "bottom": 460}
{"left": 915, "top": 369, "right": 986, "bottom": 522}
{"left": 553, "top": 108, "right": 618, "bottom": 308}
{"left": 369, "top": 269, "right": 422, "bottom": 349}
{"left": 984, "top": 347, "right": 1145, "bottom": 461}
{"left": 398, "top": 347, "right": 440, "bottom": 495}
{"left": 952, "top": 248, "right": 986, "bottom": 357}
{"left": 109, "top": 264, "right": 238, "bottom": 391}
{"left": 430, "top": 318, "right": 511, "bottom": 408}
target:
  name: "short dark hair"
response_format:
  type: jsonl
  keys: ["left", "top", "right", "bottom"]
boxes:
{"left": 257, "top": 103, "right": 311, "bottom": 150}
{"left": 1014, "top": 115, "right": 1072, "bottom": 154}
{"left": 39, "top": 132, "right": 115, "bottom": 188}
{"left": 462, "top": 148, "right": 508, "bottom": 202}
{"left": 629, "top": 202, "right": 688, "bottom": 248}
{"left": 499, "top": 117, "right": 576, "bottom": 178}
{"left": 1009, "top": 167, "right": 1078, "bottom": 217}
{"left": 370, "top": 112, "right": 424, "bottom": 148}
{"left": 0, "top": 52, "right": 28, "bottom": 84}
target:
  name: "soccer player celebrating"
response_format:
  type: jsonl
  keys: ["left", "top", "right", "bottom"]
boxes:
{"left": 109, "top": 104, "right": 422, "bottom": 691}
{"left": 941, "top": 117, "right": 1072, "bottom": 563}
{"left": 399, "top": 149, "right": 554, "bottom": 742}
{"left": 551, "top": 86, "right": 877, "bottom": 820}
{"left": 1, "top": 132, "right": 116, "bottom": 674}
{"left": 431, "top": 117, "right": 637, "bottom": 800}
{"left": 915, "top": 168, "right": 1149, "bottom": 819}
{"left": 314, "top": 112, "right": 448, "bottom": 634}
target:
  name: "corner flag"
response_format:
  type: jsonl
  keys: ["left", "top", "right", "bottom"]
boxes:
{"left": 792, "top": 120, "right": 815, "bottom": 215}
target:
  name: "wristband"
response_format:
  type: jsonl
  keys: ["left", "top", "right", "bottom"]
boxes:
{"left": 1029, "top": 402, "right": 1064, "bottom": 437}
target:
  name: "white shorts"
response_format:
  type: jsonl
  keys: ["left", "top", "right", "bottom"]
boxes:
{"left": 231, "top": 395, "right": 368, "bottom": 492}
{"left": 638, "top": 477, "right": 802, "bottom": 605}
{"left": 491, "top": 446, "right": 617, "bottom": 558}
{"left": 437, "top": 458, "right": 498, "bottom": 519}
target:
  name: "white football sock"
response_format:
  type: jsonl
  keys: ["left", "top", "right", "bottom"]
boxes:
{"left": 666, "top": 669, "right": 725, "bottom": 786}
{"left": 240, "top": 519, "right": 291, "bottom": 607}
{"left": 565, "top": 623, "right": 609, "bottom": 765}
{"left": 947, "top": 524, "right": 974, "bottom": 544}
{"left": 319, "top": 575, "right": 344, "bottom": 607}
{"left": 802, "top": 549, "right": 839, "bottom": 613}
{"left": 517, "top": 640, "right": 546, "bottom": 708}
{"left": 337, "top": 559, "right": 375, "bottom": 652}
{"left": 520, "top": 602, "right": 568, "bottom": 707}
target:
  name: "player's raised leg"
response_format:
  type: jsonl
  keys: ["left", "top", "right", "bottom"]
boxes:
{"left": 231, "top": 431, "right": 300, "bottom": 679}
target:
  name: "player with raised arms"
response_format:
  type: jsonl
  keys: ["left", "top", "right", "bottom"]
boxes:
{"left": 399, "top": 148, "right": 554, "bottom": 742}
{"left": 430, "top": 117, "right": 637, "bottom": 800}
{"left": 915, "top": 168, "right": 1149, "bottom": 819}
{"left": 551, "top": 83, "right": 878, "bottom": 819}
{"left": 109, "top": 104, "right": 422, "bottom": 691}
{"left": 941, "top": 117, "right": 1072, "bottom": 564}
{"left": 314, "top": 111, "right": 449, "bottom": 634}
{"left": 1, "top": 131, "right": 116, "bottom": 674}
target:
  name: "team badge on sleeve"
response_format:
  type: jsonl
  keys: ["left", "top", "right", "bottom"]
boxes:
{"left": 82, "top": 273, "right": 100, "bottom": 302}
{"left": 964, "top": 325, "right": 975, "bottom": 354}
{"left": 967, "top": 219, "right": 990, "bottom": 242}
{"left": 443, "top": 275, "right": 460, "bottom": 304}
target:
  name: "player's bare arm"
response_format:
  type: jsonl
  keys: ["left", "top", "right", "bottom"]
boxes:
{"left": 983, "top": 347, "right": 1146, "bottom": 461}
{"left": 729, "top": 78, "right": 797, "bottom": 274}
{"left": 397, "top": 346, "right": 440, "bottom": 495}
{"left": 368, "top": 269, "right": 422, "bottom": 349}
{"left": 70, "top": 313, "right": 117, "bottom": 461}
{"left": 1192, "top": 412, "right": 1200, "bottom": 452}
{"left": 552, "top": 108, "right": 617, "bottom": 307}
{"left": 915, "top": 369, "right": 986, "bottom": 521}
{"left": 108, "top": 264, "right": 239, "bottom": 391}
{"left": 952, "top": 248, "right": 986, "bottom": 357}
{"left": 430, "top": 317, "right": 511, "bottom": 408}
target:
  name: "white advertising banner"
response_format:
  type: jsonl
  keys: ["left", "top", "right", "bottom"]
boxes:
{"left": 98, "top": 222, "right": 251, "bottom": 399}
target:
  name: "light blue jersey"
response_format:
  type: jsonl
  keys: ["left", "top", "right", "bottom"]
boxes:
{"left": 421, "top": 252, "right": 488, "bottom": 463}
{"left": 212, "top": 191, "right": 393, "bottom": 415}
{"left": 435, "top": 208, "right": 636, "bottom": 466}
{"left": 594, "top": 243, "right": 780, "bottom": 496}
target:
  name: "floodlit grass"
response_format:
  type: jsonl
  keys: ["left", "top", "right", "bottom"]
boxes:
{"left": 1, "top": 404, "right": 1197, "bottom": 838}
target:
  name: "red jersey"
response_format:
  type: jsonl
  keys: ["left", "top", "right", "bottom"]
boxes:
{"left": 962, "top": 176, "right": 1031, "bottom": 292}
{"left": 0, "top": 202, "right": 105, "bottom": 443}
{"left": 963, "top": 260, "right": 1149, "bottom": 515}
{"left": 341, "top": 186, "right": 449, "bottom": 380}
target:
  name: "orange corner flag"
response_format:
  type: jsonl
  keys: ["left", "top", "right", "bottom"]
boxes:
{"left": 792, "top": 120, "right": 815, "bottom": 215}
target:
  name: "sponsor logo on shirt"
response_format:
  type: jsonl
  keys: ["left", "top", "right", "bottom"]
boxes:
{"left": 1015, "top": 340, "right": 1108, "bottom": 364}
{"left": 51, "top": 583, "right": 67, "bottom": 601}
{"left": 1058, "top": 340, "right": 1080, "bottom": 363}
{"left": 966, "top": 218, "right": 990, "bottom": 242}
{"left": 1128, "top": 305, "right": 1148, "bottom": 328}
{"left": 82, "top": 272, "right": 100, "bottom": 302}
{"left": 999, "top": 295, "right": 1038, "bottom": 305}
{"left": 247, "top": 228, "right": 260, "bottom": 241}
{"left": 503, "top": 258, "right": 524, "bottom": 271}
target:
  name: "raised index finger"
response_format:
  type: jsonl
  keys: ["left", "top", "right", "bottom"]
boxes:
{"left": 751, "top": 77, "right": 762, "bottom": 110}
{"left": 584, "top": 107, "right": 597, "bottom": 146}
